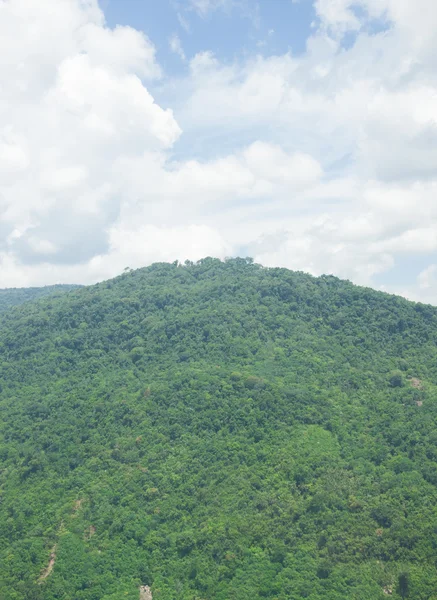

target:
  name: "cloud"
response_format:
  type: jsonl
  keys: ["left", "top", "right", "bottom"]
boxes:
{"left": 169, "top": 33, "right": 186, "bottom": 61}
{"left": 315, "top": 0, "right": 437, "bottom": 48}
{"left": 188, "top": 0, "right": 231, "bottom": 18}
{"left": 1, "top": 0, "right": 437, "bottom": 304}
{"left": 156, "top": 0, "right": 437, "bottom": 299}
{"left": 177, "top": 12, "right": 191, "bottom": 33}
{"left": 0, "top": 0, "right": 181, "bottom": 279}
{"left": 186, "top": 0, "right": 258, "bottom": 26}
{"left": 0, "top": 0, "right": 324, "bottom": 289}
{"left": 418, "top": 265, "right": 437, "bottom": 292}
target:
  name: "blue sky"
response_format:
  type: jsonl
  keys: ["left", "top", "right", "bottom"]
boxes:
{"left": 103, "top": 0, "right": 316, "bottom": 73}
{"left": 1, "top": 0, "right": 437, "bottom": 303}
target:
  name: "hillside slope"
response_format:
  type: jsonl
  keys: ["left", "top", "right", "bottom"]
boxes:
{"left": 0, "top": 284, "right": 81, "bottom": 314}
{"left": 1, "top": 258, "right": 437, "bottom": 600}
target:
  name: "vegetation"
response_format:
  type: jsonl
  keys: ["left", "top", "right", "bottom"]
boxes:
{"left": 1, "top": 258, "right": 437, "bottom": 599}
{"left": 0, "top": 284, "right": 80, "bottom": 314}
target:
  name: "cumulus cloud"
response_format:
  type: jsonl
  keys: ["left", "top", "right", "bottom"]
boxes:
{"left": 1, "top": 0, "right": 437, "bottom": 303}
{"left": 0, "top": 0, "right": 181, "bottom": 282}
{"left": 0, "top": 0, "right": 323, "bottom": 288}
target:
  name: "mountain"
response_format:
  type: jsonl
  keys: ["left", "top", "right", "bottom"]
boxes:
{"left": 1, "top": 258, "right": 437, "bottom": 600}
{"left": 0, "top": 284, "right": 81, "bottom": 314}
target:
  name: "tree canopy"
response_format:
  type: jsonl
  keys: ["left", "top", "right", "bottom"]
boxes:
{"left": 1, "top": 258, "right": 437, "bottom": 599}
{"left": 0, "top": 284, "right": 80, "bottom": 314}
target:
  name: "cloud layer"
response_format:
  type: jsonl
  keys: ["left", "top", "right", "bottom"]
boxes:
{"left": 1, "top": 0, "right": 437, "bottom": 302}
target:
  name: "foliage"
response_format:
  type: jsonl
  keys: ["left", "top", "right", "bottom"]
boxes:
{"left": 0, "top": 284, "right": 80, "bottom": 314}
{"left": 0, "top": 258, "right": 437, "bottom": 598}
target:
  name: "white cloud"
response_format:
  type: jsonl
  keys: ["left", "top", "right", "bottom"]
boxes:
{"left": 177, "top": 12, "right": 191, "bottom": 33}
{"left": 0, "top": 128, "right": 29, "bottom": 175}
{"left": 188, "top": 0, "right": 231, "bottom": 18}
{"left": 399, "top": 264, "right": 437, "bottom": 304}
{"left": 0, "top": 224, "right": 231, "bottom": 288}
{"left": 27, "top": 237, "right": 58, "bottom": 255}
{"left": 0, "top": 0, "right": 325, "bottom": 288}
{"left": 169, "top": 34, "right": 186, "bottom": 61}
{"left": 79, "top": 23, "right": 162, "bottom": 79}
{"left": 0, "top": 0, "right": 182, "bottom": 278}
{"left": 418, "top": 265, "right": 437, "bottom": 291}
{"left": 242, "top": 142, "right": 322, "bottom": 187}
{"left": 155, "top": 0, "right": 437, "bottom": 300}
{"left": 372, "top": 228, "right": 437, "bottom": 255}
{"left": 105, "top": 223, "right": 231, "bottom": 272}
{"left": 186, "top": 0, "right": 258, "bottom": 26}
{"left": 1, "top": 0, "right": 437, "bottom": 303}
{"left": 315, "top": 0, "right": 437, "bottom": 50}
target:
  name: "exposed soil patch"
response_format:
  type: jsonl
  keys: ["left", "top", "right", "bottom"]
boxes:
{"left": 140, "top": 585, "right": 153, "bottom": 600}
{"left": 410, "top": 377, "right": 423, "bottom": 389}
{"left": 84, "top": 525, "right": 96, "bottom": 540}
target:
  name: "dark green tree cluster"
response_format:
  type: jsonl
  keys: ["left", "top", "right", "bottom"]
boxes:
{"left": 1, "top": 258, "right": 437, "bottom": 599}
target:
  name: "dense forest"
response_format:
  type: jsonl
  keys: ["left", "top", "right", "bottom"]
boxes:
{"left": 0, "top": 284, "right": 80, "bottom": 315}
{"left": 1, "top": 258, "right": 437, "bottom": 599}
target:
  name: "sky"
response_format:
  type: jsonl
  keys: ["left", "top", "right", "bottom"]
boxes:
{"left": 1, "top": 0, "right": 437, "bottom": 303}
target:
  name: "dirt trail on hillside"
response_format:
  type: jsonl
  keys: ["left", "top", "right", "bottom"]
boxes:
{"left": 38, "top": 499, "right": 85, "bottom": 584}
{"left": 73, "top": 498, "right": 84, "bottom": 512}
{"left": 38, "top": 545, "right": 57, "bottom": 582}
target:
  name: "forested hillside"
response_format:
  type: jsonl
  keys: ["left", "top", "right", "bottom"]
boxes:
{"left": 1, "top": 258, "right": 437, "bottom": 600}
{"left": 0, "top": 284, "right": 80, "bottom": 314}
